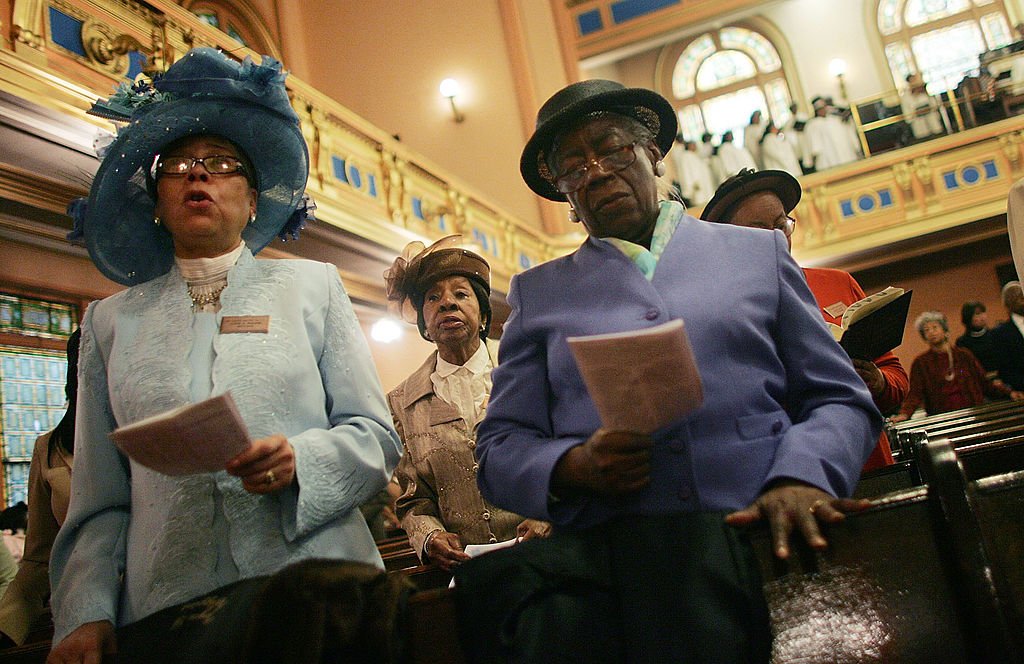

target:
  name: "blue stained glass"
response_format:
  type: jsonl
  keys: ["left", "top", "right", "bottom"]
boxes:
{"left": 962, "top": 166, "right": 980, "bottom": 184}
{"left": 348, "top": 166, "right": 362, "bottom": 189}
{"left": 412, "top": 198, "right": 425, "bottom": 220}
{"left": 943, "top": 171, "right": 959, "bottom": 189}
{"left": 982, "top": 160, "right": 998, "bottom": 178}
{"left": 840, "top": 200, "right": 855, "bottom": 218}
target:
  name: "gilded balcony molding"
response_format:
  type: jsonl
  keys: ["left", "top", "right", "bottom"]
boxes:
{"left": 2, "top": 0, "right": 1022, "bottom": 296}
{"left": 783, "top": 116, "right": 1024, "bottom": 269}
{"left": 1, "top": 0, "right": 583, "bottom": 296}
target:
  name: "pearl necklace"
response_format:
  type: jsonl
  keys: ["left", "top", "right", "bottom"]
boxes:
{"left": 187, "top": 283, "right": 227, "bottom": 310}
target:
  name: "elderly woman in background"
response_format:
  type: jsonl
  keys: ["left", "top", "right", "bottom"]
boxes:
{"left": 384, "top": 238, "right": 549, "bottom": 572}
{"left": 893, "top": 311, "right": 1022, "bottom": 421}
{"left": 0, "top": 331, "right": 78, "bottom": 647}
{"left": 48, "top": 48, "right": 401, "bottom": 663}
{"left": 460, "top": 80, "right": 880, "bottom": 662}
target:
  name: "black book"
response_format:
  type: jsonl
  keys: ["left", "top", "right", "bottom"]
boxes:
{"left": 827, "top": 288, "right": 914, "bottom": 360}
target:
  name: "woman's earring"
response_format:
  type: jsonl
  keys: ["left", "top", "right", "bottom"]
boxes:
{"left": 568, "top": 207, "right": 579, "bottom": 223}
{"left": 655, "top": 161, "right": 667, "bottom": 177}
{"left": 248, "top": 211, "right": 257, "bottom": 225}
{"left": 154, "top": 216, "right": 161, "bottom": 226}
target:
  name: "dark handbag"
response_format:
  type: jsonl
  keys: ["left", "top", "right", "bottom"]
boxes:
{"left": 115, "top": 559, "right": 414, "bottom": 664}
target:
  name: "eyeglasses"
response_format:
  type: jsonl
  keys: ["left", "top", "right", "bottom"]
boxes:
{"left": 776, "top": 216, "right": 797, "bottom": 238}
{"left": 553, "top": 143, "right": 639, "bottom": 194}
{"left": 155, "top": 155, "right": 248, "bottom": 177}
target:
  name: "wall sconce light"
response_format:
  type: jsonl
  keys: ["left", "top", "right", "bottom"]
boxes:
{"left": 439, "top": 78, "right": 465, "bottom": 123}
{"left": 828, "top": 58, "right": 849, "bottom": 102}
{"left": 370, "top": 317, "right": 403, "bottom": 344}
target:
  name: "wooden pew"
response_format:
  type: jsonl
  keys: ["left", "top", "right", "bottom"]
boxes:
{"left": 885, "top": 400, "right": 1024, "bottom": 460}
{"left": 915, "top": 439, "right": 1023, "bottom": 662}
{"left": 750, "top": 486, "right": 978, "bottom": 662}
{"left": 971, "top": 469, "right": 1024, "bottom": 643}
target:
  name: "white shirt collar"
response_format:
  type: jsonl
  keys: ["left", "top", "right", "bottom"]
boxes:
{"left": 434, "top": 341, "right": 490, "bottom": 378}
{"left": 175, "top": 241, "right": 245, "bottom": 283}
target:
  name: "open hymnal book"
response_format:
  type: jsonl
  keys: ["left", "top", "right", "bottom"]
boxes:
{"left": 567, "top": 319, "right": 703, "bottom": 434}
{"left": 109, "top": 392, "right": 251, "bottom": 476}
{"left": 826, "top": 286, "right": 913, "bottom": 361}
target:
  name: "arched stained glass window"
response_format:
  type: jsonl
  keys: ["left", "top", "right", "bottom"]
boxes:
{"left": 719, "top": 28, "right": 781, "bottom": 71}
{"left": 665, "top": 25, "right": 793, "bottom": 144}
{"left": 177, "top": 1, "right": 277, "bottom": 56}
{"left": 696, "top": 51, "right": 757, "bottom": 92}
{"left": 877, "top": 0, "right": 1014, "bottom": 94}
{"left": 879, "top": 0, "right": 903, "bottom": 34}
{"left": 672, "top": 34, "right": 716, "bottom": 99}
{"left": 905, "top": 0, "right": 971, "bottom": 27}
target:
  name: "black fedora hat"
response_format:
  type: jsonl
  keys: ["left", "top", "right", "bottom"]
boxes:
{"left": 700, "top": 168, "right": 802, "bottom": 223}
{"left": 520, "top": 80, "right": 677, "bottom": 202}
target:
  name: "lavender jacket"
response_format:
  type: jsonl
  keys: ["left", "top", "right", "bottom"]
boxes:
{"left": 476, "top": 214, "right": 881, "bottom": 529}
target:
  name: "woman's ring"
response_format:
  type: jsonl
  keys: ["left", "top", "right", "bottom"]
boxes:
{"left": 809, "top": 499, "right": 826, "bottom": 515}
{"left": 265, "top": 470, "right": 276, "bottom": 485}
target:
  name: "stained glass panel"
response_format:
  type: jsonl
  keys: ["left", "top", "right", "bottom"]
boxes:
{"left": 910, "top": 20, "right": 985, "bottom": 92}
{"left": 980, "top": 12, "right": 1012, "bottom": 48}
{"left": 678, "top": 105, "right": 706, "bottom": 142}
{"left": 701, "top": 86, "right": 768, "bottom": 141}
{"left": 764, "top": 79, "right": 793, "bottom": 126}
{"left": 696, "top": 50, "right": 757, "bottom": 92}
{"left": 878, "top": 0, "right": 903, "bottom": 34}
{"left": 194, "top": 10, "right": 219, "bottom": 28}
{"left": 227, "top": 25, "right": 247, "bottom": 47}
{"left": 905, "top": 0, "right": 971, "bottom": 27}
{"left": 0, "top": 346, "right": 68, "bottom": 506}
{"left": 672, "top": 33, "right": 715, "bottom": 99}
{"left": 885, "top": 42, "right": 915, "bottom": 88}
{"left": 719, "top": 27, "right": 781, "bottom": 71}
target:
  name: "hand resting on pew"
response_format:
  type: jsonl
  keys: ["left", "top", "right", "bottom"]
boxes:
{"left": 724, "top": 478, "right": 871, "bottom": 559}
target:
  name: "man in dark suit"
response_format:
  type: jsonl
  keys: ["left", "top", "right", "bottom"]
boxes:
{"left": 990, "top": 281, "right": 1024, "bottom": 390}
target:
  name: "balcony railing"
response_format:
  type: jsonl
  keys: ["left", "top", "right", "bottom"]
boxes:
{"left": 2, "top": 0, "right": 1022, "bottom": 290}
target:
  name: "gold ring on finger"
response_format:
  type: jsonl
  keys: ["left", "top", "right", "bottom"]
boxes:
{"left": 809, "top": 499, "right": 826, "bottom": 515}
{"left": 264, "top": 470, "right": 276, "bottom": 485}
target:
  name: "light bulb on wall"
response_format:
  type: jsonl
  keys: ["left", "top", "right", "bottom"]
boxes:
{"left": 439, "top": 78, "right": 465, "bottom": 123}
{"left": 371, "top": 317, "right": 404, "bottom": 343}
{"left": 828, "top": 58, "right": 849, "bottom": 102}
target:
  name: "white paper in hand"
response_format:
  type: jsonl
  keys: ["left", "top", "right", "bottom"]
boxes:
{"left": 109, "top": 392, "right": 251, "bottom": 476}
{"left": 568, "top": 319, "right": 703, "bottom": 434}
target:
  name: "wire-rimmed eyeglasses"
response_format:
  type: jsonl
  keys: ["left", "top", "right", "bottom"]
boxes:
{"left": 552, "top": 142, "right": 640, "bottom": 194}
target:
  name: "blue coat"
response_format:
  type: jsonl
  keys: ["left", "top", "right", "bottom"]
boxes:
{"left": 50, "top": 250, "right": 402, "bottom": 640}
{"left": 476, "top": 216, "right": 881, "bottom": 528}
